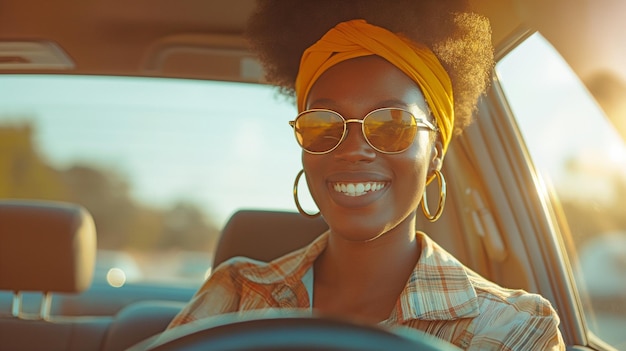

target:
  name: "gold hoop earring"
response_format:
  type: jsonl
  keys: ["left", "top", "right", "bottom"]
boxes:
{"left": 421, "top": 169, "right": 446, "bottom": 222}
{"left": 293, "top": 169, "right": 321, "bottom": 218}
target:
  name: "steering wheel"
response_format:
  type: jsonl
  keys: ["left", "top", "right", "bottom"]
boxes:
{"left": 141, "top": 313, "right": 461, "bottom": 351}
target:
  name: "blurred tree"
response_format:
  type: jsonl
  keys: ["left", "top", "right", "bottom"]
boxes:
{"left": 62, "top": 165, "right": 137, "bottom": 249}
{"left": 0, "top": 123, "right": 68, "bottom": 200}
{"left": 611, "top": 172, "right": 626, "bottom": 231}
{"left": 585, "top": 70, "right": 626, "bottom": 141}
{"left": 0, "top": 121, "right": 220, "bottom": 253}
{"left": 159, "top": 201, "right": 219, "bottom": 252}
{"left": 559, "top": 153, "right": 626, "bottom": 247}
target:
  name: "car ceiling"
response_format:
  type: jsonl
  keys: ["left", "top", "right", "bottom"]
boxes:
{"left": 1, "top": 0, "right": 624, "bottom": 88}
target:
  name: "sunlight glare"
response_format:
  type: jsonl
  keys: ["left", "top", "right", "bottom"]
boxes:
{"left": 106, "top": 268, "right": 127, "bottom": 288}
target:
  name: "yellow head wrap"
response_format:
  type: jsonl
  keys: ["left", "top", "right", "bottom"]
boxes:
{"left": 295, "top": 19, "right": 454, "bottom": 155}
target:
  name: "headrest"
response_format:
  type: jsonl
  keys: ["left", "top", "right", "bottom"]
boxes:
{"left": 213, "top": 210, "right": 328, "bottom": 267}
{"left": 0, "top": 200, "right": 97, "bottom": 293}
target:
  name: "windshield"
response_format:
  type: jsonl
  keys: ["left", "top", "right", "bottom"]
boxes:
{"left": 0, "top": 75, "right": 303, "bottom": 285}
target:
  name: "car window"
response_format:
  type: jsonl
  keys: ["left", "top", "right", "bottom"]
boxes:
{"left": 0, "top": 75, "right": 302, "bottom": 286}
{"left": 496, "top": 33, "right": 626, "bottom": 349}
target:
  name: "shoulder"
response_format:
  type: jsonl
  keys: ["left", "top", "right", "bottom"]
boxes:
{"left": 415, "top": 233, "right": 564, "bottom": 349}
{"left": 202, "top": 256, "right": 272, "bottom": 294}
{"left": 211, "top": 255, "right": 269, "bottom": 282}
{"left": 467, "top": 272, "right": 565, "bottom": 350}
{"left": 468, "top": 271, "right": 556, "bottom": 317}
{"left": 166, "top": 256, "right": 274, "bottom": 328}
{"left": 192, "top": 245, "right": 314, "bottom": 303}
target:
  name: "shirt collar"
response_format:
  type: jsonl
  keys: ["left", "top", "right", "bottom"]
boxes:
{"left": 239, "top": 230, "right": 479, "bottom": 322}
{"left": 388, "top": 232, "right": 479, "bottom": 323}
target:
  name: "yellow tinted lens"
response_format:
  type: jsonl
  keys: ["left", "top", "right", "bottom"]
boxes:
{"left": 294, "top": 111, "right": 345, "bottom": 153}
{"left": 364, "top": 109, "right": 417, "bottom": 152}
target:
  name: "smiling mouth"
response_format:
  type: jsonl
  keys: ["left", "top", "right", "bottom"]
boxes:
{"left": 332, "top": 182, "right": 387, "bottom": 197}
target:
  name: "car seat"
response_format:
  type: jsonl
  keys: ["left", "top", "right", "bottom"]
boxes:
{"left": 213, "top": 209, "right": 329, "bottom": 267}
{"left": 0, "top": 199, "right": 108, "bottom": 351}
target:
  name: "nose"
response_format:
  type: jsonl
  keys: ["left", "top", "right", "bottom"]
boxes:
{"left": 333, "top": 122, "right": 376, "bottom": 162}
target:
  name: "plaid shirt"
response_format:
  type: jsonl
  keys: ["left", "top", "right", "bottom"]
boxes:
{"left": 168, "top": 231, "right": 565, "bottom": 350}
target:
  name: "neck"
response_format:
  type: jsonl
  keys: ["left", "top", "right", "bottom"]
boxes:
{"left": 312, "top": 214, "right": 421, "bottom": 322}
{"left": 316, "top": 215, "right": 420, "bottom": 290}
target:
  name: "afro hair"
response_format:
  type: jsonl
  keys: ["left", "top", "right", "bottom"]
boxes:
{"left": 246, "top": 0, "right": 494, "bottom": 134}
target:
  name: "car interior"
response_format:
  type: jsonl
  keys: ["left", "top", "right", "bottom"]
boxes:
{"left": 1, "top": 0, "right": 625, "bottom": 350}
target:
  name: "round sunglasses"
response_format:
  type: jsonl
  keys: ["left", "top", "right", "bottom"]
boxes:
{"left": 289, "top": 107, "right": 439, "bottom": 154}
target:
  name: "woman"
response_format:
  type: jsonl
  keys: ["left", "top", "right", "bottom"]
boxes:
{"left": 168, "top": 1, "right": 565, "bottom": 349}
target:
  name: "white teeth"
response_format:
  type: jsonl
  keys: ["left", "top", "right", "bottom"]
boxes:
{"left": 333, "top": 182, "right": 386, "bottom": 196}
{"left": 355, "top": 183, "right": 364, "bottom": 193}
